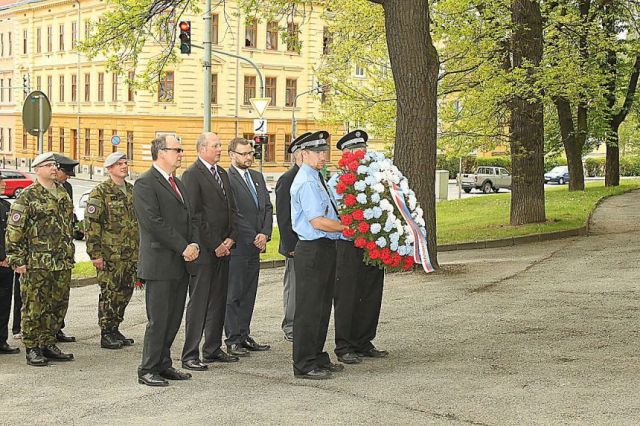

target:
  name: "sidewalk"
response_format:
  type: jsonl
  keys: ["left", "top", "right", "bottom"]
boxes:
{"left": 2, "top": 191, "right": 640, "bottom": 424}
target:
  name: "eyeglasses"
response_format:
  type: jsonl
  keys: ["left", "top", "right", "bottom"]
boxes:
{"left": 37, "top": 162, "right": 59, "bottom": 169}
{"left": 161, "top": 148, "right": 184, "bottom": 153}
{"left": 231, "top": 150, "right": 255, "bottom": 157}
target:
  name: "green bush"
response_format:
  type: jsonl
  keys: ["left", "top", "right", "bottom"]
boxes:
{"left": 584, "top": 157, "right": 605, "bottom": 177}
{"left": 476, "top": 156, "right": 511, "bottom": 170}
{"left": 544, "top": 156, "right": 567, "bottom": 172}
{"left": 620, "top": 156, "right": 640, "bottom": 176}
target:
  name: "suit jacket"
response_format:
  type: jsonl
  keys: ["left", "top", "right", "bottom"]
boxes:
{"left": 227, "top": 166, "right": 273, "bottom": 256}
{"left": 133, "top": 166, "right": 198, "bottom": 280}
{"left": 275, "top": 164, "right": 299, "bottom": 257}
{"left": 0, "top": 197, "right": 10, "bottom": 261}
{"left": 181, "top": 159, "right": 238, "bottom": 264}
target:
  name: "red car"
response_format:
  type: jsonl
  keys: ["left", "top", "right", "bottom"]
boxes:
{"left": 0, "top": 169, "right": 34, "bottom": 198}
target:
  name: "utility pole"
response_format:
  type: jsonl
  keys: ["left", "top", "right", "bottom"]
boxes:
{"left": 203, "top": 0, "right": 212, "bottom": 132}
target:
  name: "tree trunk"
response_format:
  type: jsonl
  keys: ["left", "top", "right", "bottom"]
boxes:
{"left": 509, "top": 0, "right": 545, "bottom": 225}
{"left": 605, "top": 124, "right": 620, "bottom": 186}
{"left": 554, "top": 96, "right": 586, "bottom": 191}
{"left": 378, "top": 0, "right": 439, "bottom": 269}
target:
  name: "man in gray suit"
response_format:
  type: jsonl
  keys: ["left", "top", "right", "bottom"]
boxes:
{"left": 133, "top": 135, "right": 200, "bottom": 387}
{"left": 181, "top": 133, "right": 240, "bottom": 370}
{"left": 225, "top": 137, "right": 273, "bottom": 356}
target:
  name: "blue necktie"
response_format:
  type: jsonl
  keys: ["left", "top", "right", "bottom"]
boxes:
{"left": 244, "top": 171, "right": 259, "bottom": 207}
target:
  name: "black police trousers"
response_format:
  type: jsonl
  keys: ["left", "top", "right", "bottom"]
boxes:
{"left": 0, "top": 267, "right": 20, "bottom": 343}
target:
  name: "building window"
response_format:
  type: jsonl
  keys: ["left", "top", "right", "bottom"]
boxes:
{"left": 84, "top": 73, "right": 90, "bottom": 102}
{"left": 1, "top": 34, "right": 4, "bottom": 57}
{"left": 47, "top": 25, "right": 52, "bottom": 52}
{"left": 22, "top": 129, "right": 27, "bottom": 150}
{"left": 84, "top": 128, "right": 91, "bottom": 156}
{"left": 71, "top": 22, "right": 77, "bottom": 48}
{"left": 47, "top": 131, "right": 53, "bottom": 151}
{"left": 59, "top": 75, "right": 65, "bottom": 102}
{"left": 98, "top": 129, "right": 104, "bottom": 157}
{"left": 71, "top": 74, "right": 77, "bottom": 102}
{"left": 211, "top": 73, "right": 218, "bottom": 104}
{"left": 47, "top": 75, "right": 52, "bottom": 97}
{"left": 7, "top": 128, "right": 11, "bottom": 151}
{"left": 112, "top": 130, "right": 118, "bottom": 153}
{"left": 243, "top": 76, "right": 256, "bottom": 105}
{"left": 84, "top": 20, "right": 91, "bottom": 40}
{"left": 36, "top": 76, "right": 41, "bottom": 91}
{"left": 98, "top": 72, "right": 104, "bottom": 102}
{"left": 284, "top": 134, "right": 292, "bottom": 162}
{"left": 127, "top": 71, "right": 134, "bottom": 102}
{"left": 71, "top": 129, "right": 77, "bottom": 157}
{"left": 323, "top": 27, "right": 332, "bottom": 55}
{"left": 245, "top": 19, "right": 257, "bottom": 48}
{"left": 355, "top": 65, "right": 365, "bottom": 77}
{"left": 59, "top": 24, "right": 64, "bottom": 51}
{"left": 126, "top": 131, "right": 134, "bottom": 160}
{"left": 0, "top": 80, "right": 3, "bottom": 102}
{"left": 266, "top": 21, "right": 278, "bottom": 50}
{"left": 211, "top": 13, "right": 219, "bottom": 45}
{"left": 112, "top": 73, "right": 119, "bottom": 102}
{"left": 265, "top": 77, "right": 276, "bottom": 106}
{"left": 286, "top": 22, "right": 299, "bottom": 52}
{"left": 7, "top": 79, "right": 11, "bottom": 102}
{"left": 59, "top": 128, "right": 64, "bottom": 152}
{"left": 36, "top": 28, "right": 41, "bottom": 53}
{"left": 7, "top": 32, "right": 11, "bottom": 56}
{"left": 264, "top": 133, "right": 276, "bottom": 163}
{"left": 158, "top": 71, "right": 174, "bottom": 102}
{"left": 23, "top": 30, "right": 27, "bottom": 54}
{"left": 285, "top": 78, "right": 297, "bottom": 107}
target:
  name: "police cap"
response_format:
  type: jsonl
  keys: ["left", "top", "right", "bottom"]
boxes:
{"left": 336, "top": 130, "right": 368, "bottom": 151}
{"left": 287, "top": 132, "right": 312, "bottom": 154}
{"left": 298, "top": 130, "right": 330, "bottom": 152}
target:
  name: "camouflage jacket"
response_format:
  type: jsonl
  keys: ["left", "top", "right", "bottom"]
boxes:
{"left": 6, "top": 181, "right": 75, "bottom": 270}
{"left": 85, "top": 178, "right": 139, "bottom": 263}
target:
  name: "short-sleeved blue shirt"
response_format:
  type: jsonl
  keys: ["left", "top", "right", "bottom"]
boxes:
{"left": 290, "top": 163, "right": 341, "bottom": 241}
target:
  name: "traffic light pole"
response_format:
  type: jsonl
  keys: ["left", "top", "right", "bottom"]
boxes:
{"left": 203, "top": 0, "right": 212, "bottom": 132}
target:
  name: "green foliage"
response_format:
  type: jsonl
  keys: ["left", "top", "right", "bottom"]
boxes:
{"left": 620, "top": 156, "right": 640, "bottom": 176}
{"left": 584, "top": 157, "right": 605, "bottom": 177}
{"left": 544, "top": 156, "right": 567, "bottom": 172}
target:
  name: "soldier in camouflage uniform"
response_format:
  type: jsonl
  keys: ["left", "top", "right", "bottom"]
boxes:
{"left": 84, "top": 152, "right": 139, "bottom": 350}
{"left": 6, "top": 152, "right": 75, "bottom": 366}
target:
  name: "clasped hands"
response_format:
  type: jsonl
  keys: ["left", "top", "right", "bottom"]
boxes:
{"left": 182, "top": 243, "right": 200, "bottom": 262}
{"left": 253, "top": 233, "right": 267, "bottom": 252}
{"left": 214, "top": 238, "right": 234, "bottom": 258}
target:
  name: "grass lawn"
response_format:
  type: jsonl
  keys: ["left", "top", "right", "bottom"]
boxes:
{"left": 71, "top": 180, "right": 640, "bottom": 278}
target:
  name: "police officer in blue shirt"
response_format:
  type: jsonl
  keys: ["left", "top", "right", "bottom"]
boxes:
{"left": 333, "top": 130, "right": 388, "bottom": 366}
{"left": 290, "top": 130, "right": 346, "bottom": 380}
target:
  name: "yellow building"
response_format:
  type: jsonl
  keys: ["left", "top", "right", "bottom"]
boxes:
{"left": 0, "top": 0, "right": 341, "bottom": 180}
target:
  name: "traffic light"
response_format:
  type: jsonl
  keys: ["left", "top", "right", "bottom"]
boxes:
{"left": 253, "top": 135, "right": 267, "bottom": 160}
{"left": 178, "top": 21, "right": 191, "bottom": 54}
{"left": 22, "top": 74, "right": 30, "bottom": 94}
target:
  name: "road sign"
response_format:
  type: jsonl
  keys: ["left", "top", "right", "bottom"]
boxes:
{"left": 111, "top": 135, "right": 121, "bottom": 146}
{"left": 22, "top": 91, "right": 52, "bottom": 137}
{"left": 249, "top": 97, "right": 271, "bottom": 117}
{"left": 253, "top": 118, "right": 267, "bottom": 135}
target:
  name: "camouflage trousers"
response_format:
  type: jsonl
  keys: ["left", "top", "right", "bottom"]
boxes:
{"left": 97, "top": 261, "right": 136, "bottom": 331}
{"left": 20, "top": 269, "right": 71, "bottom": 348}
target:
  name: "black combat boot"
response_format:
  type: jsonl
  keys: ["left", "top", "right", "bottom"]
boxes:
{"left": 114, "top": 329, "right": 134, "bottom": 346}
{"left": 26, "top": 347, "right": 48, "bottom": 366}
{"left": 42, "top": 344, "right": 74, "bottom": 361}
{"left": 101, "top": 330, "right": 123, "bottom": 349}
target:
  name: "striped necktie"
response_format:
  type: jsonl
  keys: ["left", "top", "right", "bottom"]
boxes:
{"left": 244, "top": 171, "right": 259, "bottom": 208}
{"left": 211, "top": 166, "right": 226, "bottom": 198}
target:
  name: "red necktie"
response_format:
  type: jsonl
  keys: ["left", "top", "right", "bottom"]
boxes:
{"left": 168, "top": 176, "right": 183, "bottom": 202}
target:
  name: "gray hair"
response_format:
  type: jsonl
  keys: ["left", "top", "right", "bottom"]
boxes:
{"left": 196, "top": 132, "right": 218, "bottom": 152}
{"left": 150, "top": 135, "right": 168, "bottom": 161}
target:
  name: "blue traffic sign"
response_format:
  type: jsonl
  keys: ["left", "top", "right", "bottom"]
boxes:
{"left": 111, "top": 135, "right": 121, "bottom": 146}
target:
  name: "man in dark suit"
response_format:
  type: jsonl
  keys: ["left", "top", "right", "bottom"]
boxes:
{"left": 180, "top": 132, "right": 240, "bottom": 371}
{"left": 133, "top": 135, "right": 200, "bottom": 387}
{"left": 0, "top": 175, "right": 20, "bottom": 355}
{"left": 225, "top": 137, "right": 273, "bottom": 356}
{"left": 275, "top": 132, "right": 309, "bottom": 342}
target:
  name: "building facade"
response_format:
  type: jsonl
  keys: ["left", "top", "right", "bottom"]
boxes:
{"left": 0, "top": 0, "right": 339, "bottom": 179}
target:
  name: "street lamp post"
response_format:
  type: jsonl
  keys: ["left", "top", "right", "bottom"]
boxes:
{"left": 291, "top": 84, "right": 327, "bottom": 139}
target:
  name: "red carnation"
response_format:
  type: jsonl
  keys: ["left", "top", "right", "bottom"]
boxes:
{"left": 336, "top": 182, "right": 348, "bottom": 194}
{"left": 352, "top": 209, "right": 364, "bottom": 221}
{"left": 391, "top": 253, "right": 402, "bottom": 268}
{"left": 365, "top": 241, "right": 377, "bottom": 251}
{"left": 381, "top": 248, "right": 391, "bottom": 258}
{"left": 343, "top": 227, "right": 356, "bottom": 238}
{"left": 338, "top": 158, "right": 347, "bottom": 168}
{"left": 354, "top": 150, "right": 366, "bottom": 160}
{"left": 354, "top": 237, "right": 367, "bottom": 248}
{"left": 369, "top": 248, "right": 381, "bottom": 259}
{"left": 340, "top": 214, "right": 353, "bottom": 226}
{"left": 339, "top": 173, "right": 357, "bottom": 185}
{"left": 402, "top": 256, "right": 415, "bottom": 271}
{"left": 347, "top": 161, "right": 359, "bottom": 172}
{"left": 357, "top": 221, "right": 370, "bottom": 233}
{"left": 382, "top": 256, "right": 393, "bottom": 266}
{"left": 343, "top": 194, "right": 357, "bottom": 206}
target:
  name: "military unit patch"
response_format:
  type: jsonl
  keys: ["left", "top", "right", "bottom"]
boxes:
{"left": 87, "top": 205, "right": 97, "bottom": 215}
{"left": 11, "top": 212, "right": 21, "bottom": 223}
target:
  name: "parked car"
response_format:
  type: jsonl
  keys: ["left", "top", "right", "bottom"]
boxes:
{"left": 460, "top": 166, "right": 512, "bottom": 194}
{"left": 544, "top": 166, "right": 570, "bottom": 185}
{"left": 0, "top": 169, "right": 34, "bottom": 198}
{"left": 75, "top": 189, "right": 91, "bottom": 222}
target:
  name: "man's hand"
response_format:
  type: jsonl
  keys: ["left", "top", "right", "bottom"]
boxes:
{"left": 0, "top": 260, "right": 9, "bottom": 268}
{"left": 14, "top": 265, "right": 26, "bottom": 274}
{"left": 223, "top": 238, "right": 235, "bottom": 249}
{"left": 288, "top": 251, "right": 295, "bottom": 257}
{"left": 92, "top": 258, "right": 105, "bottom": 270}
{"left": 253, "top": 233, "right": 268, "bottom": 252}
{"left": 214, "top": 242, "right": 230, "bottom": 258}
{"left": 182, "top": 244, "right": 199, "bottom": 262}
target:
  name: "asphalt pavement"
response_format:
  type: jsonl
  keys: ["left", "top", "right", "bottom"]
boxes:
{"left": 1, "top": 189, "right": 640, "bottom": 423}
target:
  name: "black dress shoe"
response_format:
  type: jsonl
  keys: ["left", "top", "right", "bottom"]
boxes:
{"left": 114, "top": 329, "right": 134, "bottom": 346}
{"left": 241, "top": 337, "right": 271, "bottom": 351}
{"left": 356, "top": 348, "right": 389, "bottom": 358}
{"left": 0, "top": 342, "right": 20, "bottom": 354}
{"left": 182, "top": 359, "right": 208, "bottom": 371}
{"left": 138, "top": 373, "right": 169, "bottom": 387}
{"left": 337, "top": 352, "right": 361, "bottom": 364}
{"left": 202, "top": 350, "right": 240, "bottom": 363}
{"left": 56, "top": 331, "right": 76, "bottom": 343}
{"left": 26, "top": 348, "right": 48, "bottom": 366}
{"left": 319, "top": 362, "right": 344, "bottom": 373}
{"left": 101, "top": 332, "right": 123, "bottom": 350}
{"left": 42, "top": 344, "right": 74, "bottom": 361}
{"left": 159, "top": 367, "right": 192, "bottom": 380}
{"left": 227, "top": 343, "right": 250, "bottom": 356}
{"left": 294, "top": 368, "right": 332, "bottom": 380}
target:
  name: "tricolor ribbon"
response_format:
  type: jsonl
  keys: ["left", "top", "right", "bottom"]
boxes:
{"left": 389, "top": 183, "right": 435, "bottom": 273}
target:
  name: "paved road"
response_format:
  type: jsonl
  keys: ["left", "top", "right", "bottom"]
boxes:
{"left": 2, "top": 190, "right": 640, "bottom": 423}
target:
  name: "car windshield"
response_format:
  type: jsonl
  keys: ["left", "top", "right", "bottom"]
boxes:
{"left": 549, "top": 166, "right": 568, "bottom": 174}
